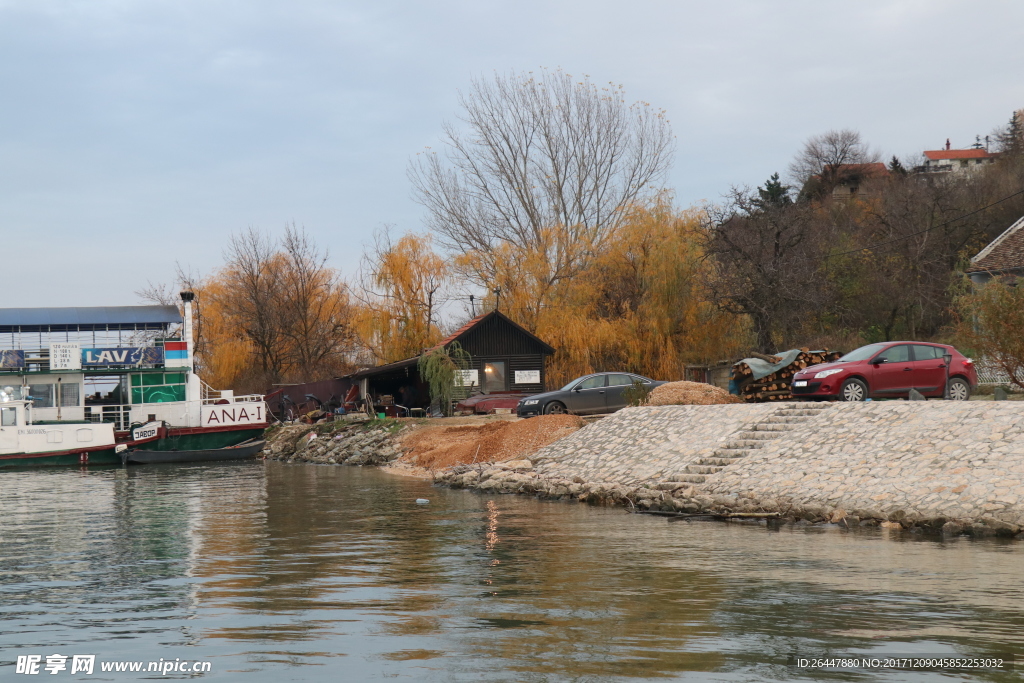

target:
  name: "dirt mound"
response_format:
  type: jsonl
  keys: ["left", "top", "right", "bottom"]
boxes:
{"left": 399, "top": 415, "right": 584, "bottom": 469}
{"left": 648, "top": 381, "right": 742, "bottom": 406}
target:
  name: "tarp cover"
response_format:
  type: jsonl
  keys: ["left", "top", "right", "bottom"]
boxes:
{"left": 735, "top": 349, "right": 827, "bottom": 381}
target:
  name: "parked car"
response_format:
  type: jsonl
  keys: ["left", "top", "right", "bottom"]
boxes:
{"left": 791, "top": 341, "right": 977, "bottom": 401}
{"left": 516, "top": 372, "right": 666, "bottom": 417}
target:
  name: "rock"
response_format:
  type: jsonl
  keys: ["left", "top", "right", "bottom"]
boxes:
{"left": 980, "top": 518, "right": 1020, "bottom": 537}
{"left": 937, "top": 524, "right": 962, "bottom": 540}
{"left": 968, "top": 523, "right": 995, "bottom": 537}
{"left": 505, "top": 459, "right": 533, "bottom": 470}
{"left": 880, "top": 521, "right": 902, "bottom": 529}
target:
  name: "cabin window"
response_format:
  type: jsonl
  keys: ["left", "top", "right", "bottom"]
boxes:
{"left": 28, "top": 384, "right": 55, "bottom": 408}
{"left": 1, "top": 407, "right": 15, "bottom": 426}
{"left": 482, "top": 362, "right": 506, "bottom": 393}
{"left": 130, "top": 373, "right": 186, "bottom": 404}
{"left": 60, "top": 383, "right": 80, "bottom": 407}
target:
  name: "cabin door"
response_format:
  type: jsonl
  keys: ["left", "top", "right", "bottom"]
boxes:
{"left": 0, "top": 406, "right": 18, "bottom": 454}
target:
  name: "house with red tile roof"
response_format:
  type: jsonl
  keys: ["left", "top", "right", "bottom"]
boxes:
{"left": 920, "top": 140, "right": 999, "bottom": 174}
{"left": 967, "top": 215, "right": 1024, "bottom": 285}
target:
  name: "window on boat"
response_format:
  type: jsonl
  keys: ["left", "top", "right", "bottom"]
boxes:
{"left": 84, "top": 375, "right": 130, "bottom": 406}
{"left": 60, "top": 383, "right": 80, "bottom": 407}
{"left": 129, "top": 372, "right": 186, "bottom": 404}
{"left": 28, "top": 384, "right": 55, "bottom": 408}
{"left": 1, "top": 407, "right": 15, "bottom": 426}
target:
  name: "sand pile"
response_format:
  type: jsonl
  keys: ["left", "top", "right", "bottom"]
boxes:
{"left": 647, "top": 381, "right": 742, "bottom": 406}
{"left": 399, "top": 415, "right": 584, "bottom": 469}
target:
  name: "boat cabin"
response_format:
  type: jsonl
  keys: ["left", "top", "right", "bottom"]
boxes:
{"left": 0, "top": 300, "right": 266, "bottom": 434}
{"left": 0, "top": 397, "right": 117, "bottom": 458}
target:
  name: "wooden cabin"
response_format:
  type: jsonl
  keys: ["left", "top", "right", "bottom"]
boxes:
{"left": 350, "top": 311, "right": 555, "bottom": 415}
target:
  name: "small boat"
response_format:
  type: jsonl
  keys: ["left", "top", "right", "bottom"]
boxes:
{"left": 122, "top": 439, "right": 266, "bottom": 465}
{"left": 0, "top": 399, "right": 128, "bottom": 467}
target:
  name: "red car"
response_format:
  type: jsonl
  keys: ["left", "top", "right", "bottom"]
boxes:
{"left": 791, "top": 342, "right": 977, "bottom": 401}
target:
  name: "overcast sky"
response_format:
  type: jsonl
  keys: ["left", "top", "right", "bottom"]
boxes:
{"left": 3, "top": 0, "right": 1022, "bottom": 307}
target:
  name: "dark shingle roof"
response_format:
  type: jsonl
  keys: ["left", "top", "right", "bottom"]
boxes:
{"left": 968, "top": 215, "right": 1024, "bottom": 274}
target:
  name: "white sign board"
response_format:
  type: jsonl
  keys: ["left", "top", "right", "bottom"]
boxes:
{"left": 455, "top": 369, "right": 479, "bottom": 387}
{"left": 50, "top": 343, "right": 82, "bottom": 371}
{"left": 201, "top": 402, "right": 267, "bottom": 427}
{"left": 515, "top": 370, "right": 541, "bottom": 384}
{"left": 131, "top": 421, "right": 163, "bottom": 443}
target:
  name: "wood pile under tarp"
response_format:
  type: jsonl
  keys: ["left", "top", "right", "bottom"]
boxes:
{"left": 732, "top": 349, "right": 841, "bottom": 402}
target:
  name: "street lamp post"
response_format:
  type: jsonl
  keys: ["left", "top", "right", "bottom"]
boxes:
{"left": 942, "top": 353, "right": 953, "bottom": 399}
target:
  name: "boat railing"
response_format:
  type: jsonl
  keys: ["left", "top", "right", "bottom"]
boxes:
{"left": 199, "top": 378, "right": 263, "bottom": 405}
{"left": 83, "top": 404, "right": 132, "bottom": 432}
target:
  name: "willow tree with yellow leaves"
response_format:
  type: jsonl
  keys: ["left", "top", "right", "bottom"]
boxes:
{"left": 353, "top": 230, "right": 451, "bottom": 364}
{"left": 487, "top": 200, "right": 747, "bottom": 387}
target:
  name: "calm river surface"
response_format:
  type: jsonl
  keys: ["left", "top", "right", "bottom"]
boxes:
{"left": 1, "top": 461, "right": 1021, "bottom": 681}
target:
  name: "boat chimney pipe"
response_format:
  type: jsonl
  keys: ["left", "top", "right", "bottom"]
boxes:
{"left": 180, "top": 291, "right": 196, "bottom": 374}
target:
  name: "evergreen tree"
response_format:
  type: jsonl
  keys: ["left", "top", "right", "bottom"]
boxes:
{"left": 995, "top": 111, "right": 1023, "bottom": 156}
{"left": 752, "top": 173, "right": 792, "bottom": 211}
{"left": 888, "top": 155, "right": 907, "bottom": 176}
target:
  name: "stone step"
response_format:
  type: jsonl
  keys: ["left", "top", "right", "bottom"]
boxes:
{"left": 697, "top": 456, "right": 744, "bottom": 466}
{"left": 772, "top": 411, "right": 829, "bottom": 418}
{"left": 676, "top": 474, "right": 707, "bottom": 483}
{"left": 685, "top": 465, "right": 722, "bottom": 475}
{"left": 722, "top": 439, "right": 767, "bottom": 449}
{"left": 761, "top": 416, "right": 815, "bottom": 424}
{"left": 735, "top": 431, "right": 780, "bottom": 440}
{"left": 749, "top": 423, "right": 796, "bottom": 432}
{"left": 713, "top": 448, "right": 753, "bottom": 458}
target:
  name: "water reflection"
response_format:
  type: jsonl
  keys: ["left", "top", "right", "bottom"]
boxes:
{"left": 0, "top": 461, "right": 1021, "bottom": 681}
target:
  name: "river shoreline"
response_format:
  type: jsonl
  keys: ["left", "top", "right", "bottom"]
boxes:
{"left": 263, "top": 402, "right": 1024, "bottom": 539}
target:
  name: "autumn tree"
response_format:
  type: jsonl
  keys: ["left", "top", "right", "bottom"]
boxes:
{"left": 955, "top": 277, "right": 1024, "bottom": 389}
{"left": 705, "top": 176, "right": 829, "bottom": 353}
{"left": 191, "top": 226, "right": 355, "bottom": 392}
{"left": 790, "top": 129, "right": 879, "bottom": 199}
{"left": 504, "top": 197, "right": 748, "bottom": 386}
{"left": 216, "top": 228, "right": 289, "bottom": 385}
{"left": 275, "top": 225, "right": 354, "bottom": 380}
{"left": 410, "top": 68, "right": 674, "bottom": 330}
{"left": 354, "top": 230, "right": 451, "bottom": 363}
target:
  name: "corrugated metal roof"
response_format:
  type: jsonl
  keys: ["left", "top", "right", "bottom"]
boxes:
{"left": 0, "top": 305, "right": 182, "bottom": 331}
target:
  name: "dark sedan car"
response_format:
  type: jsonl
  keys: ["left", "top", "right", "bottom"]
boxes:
{"left": 516, "top": 372, "right": 666, "bottom": 417}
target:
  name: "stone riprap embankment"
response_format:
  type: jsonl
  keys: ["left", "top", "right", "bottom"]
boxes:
{"left": 433, "top": 402, "right": 1024, "bottom": 537}
{"left": 263, "top": 422, "right": 403, "bottom": 465}
{"left": 526, "top": 404, "right": 777, "bottom": 485}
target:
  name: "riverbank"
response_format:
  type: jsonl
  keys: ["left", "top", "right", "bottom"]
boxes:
{"left": 433, "top": 402, "right": 1024, "bottom": 537}
{"left": 263, "top": 402, "right": 1024, "bottom": 538}
{"left": 262, "top": 413, "right": 582, "bottom": 470}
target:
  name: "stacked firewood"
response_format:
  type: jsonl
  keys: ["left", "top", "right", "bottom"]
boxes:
{"left": 732, "top": 349, "right": 841, "bottom": 402}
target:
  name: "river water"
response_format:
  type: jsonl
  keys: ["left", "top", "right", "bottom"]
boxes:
{"left": 1, "top": 461, "right": 1021, "bottom": 681}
